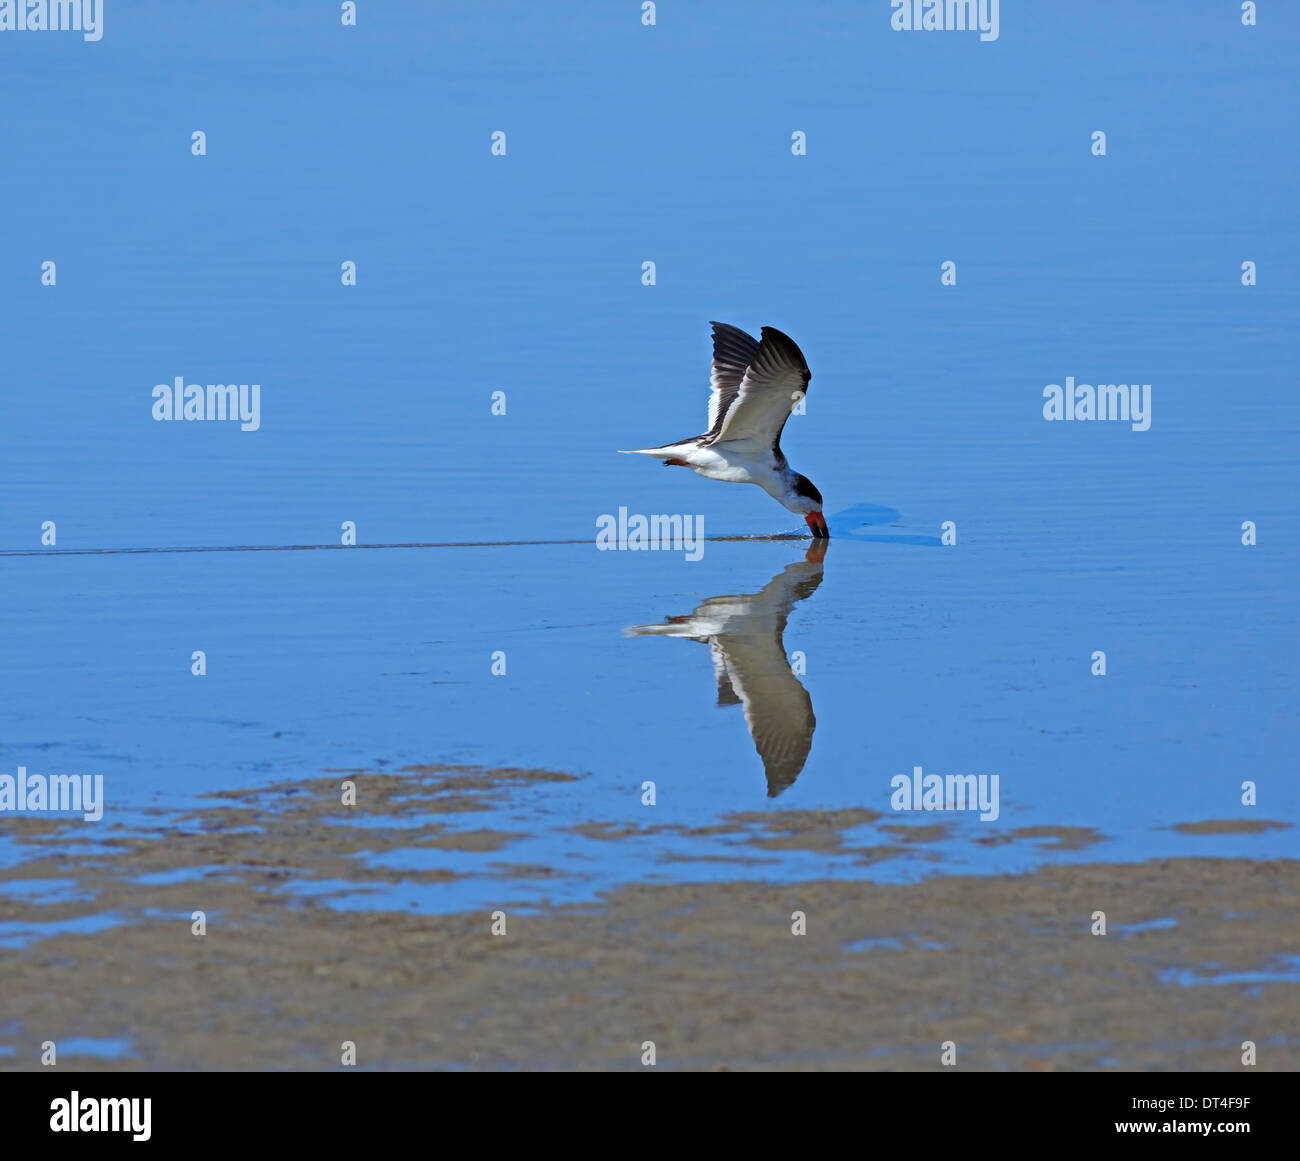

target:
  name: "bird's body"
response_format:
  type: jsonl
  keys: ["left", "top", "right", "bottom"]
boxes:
{"left": 620, "top": 323, "right": 829, "bottom": 537}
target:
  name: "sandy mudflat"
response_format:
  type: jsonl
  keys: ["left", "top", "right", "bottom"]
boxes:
{"left": 0, "top": 768, "right": 1296, "bottom": 1071}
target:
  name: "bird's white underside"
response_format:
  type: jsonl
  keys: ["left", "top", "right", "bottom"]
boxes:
{"left": 619, "top": 440, "right": 818, "bottom": 516}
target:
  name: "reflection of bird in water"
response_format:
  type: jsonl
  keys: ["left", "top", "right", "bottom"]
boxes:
{"left": 626, "top": 541, "right": 827, "bottom": 797}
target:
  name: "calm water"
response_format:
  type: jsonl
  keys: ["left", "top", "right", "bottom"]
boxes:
{"left": 2, "top": 3, "right": 1297, "bottom": 910}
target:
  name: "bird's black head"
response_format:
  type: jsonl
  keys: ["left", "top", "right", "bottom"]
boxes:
{"left": 792, "top": 474, "right": 829, "bottom": 538}
{"left": 792, "top": 474, "right": 823, "bottom": 507}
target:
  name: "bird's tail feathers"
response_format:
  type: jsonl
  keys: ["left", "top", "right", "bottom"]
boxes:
{"left": 618, "top": 437, "right": 704, "bottom": 458}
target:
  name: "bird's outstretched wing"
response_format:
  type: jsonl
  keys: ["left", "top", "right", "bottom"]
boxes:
{"left": 709, "top": 326, "right": 811, "bottom": 451}
{"left": 705, "top": 322, "right": 761, "bottom": 436}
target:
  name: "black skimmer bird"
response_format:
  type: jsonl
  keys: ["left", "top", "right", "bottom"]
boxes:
{"left": 621, "top": 322, "right": 829, "bottom": 537}
{"left": 627, "top": 541, "right": 827, "bottom": 796}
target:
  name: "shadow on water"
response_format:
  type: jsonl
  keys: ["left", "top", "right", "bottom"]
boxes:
{"left": 827, "top": 503, "right": 943, "bottom": 547}
{"left": 627, "top": 540, "right": 828, "bottom": 797}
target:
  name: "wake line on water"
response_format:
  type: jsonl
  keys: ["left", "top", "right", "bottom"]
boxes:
{"left": 0, "top": 535, "right": 815, "bottom": 558}
{"left": 0, "top": 506, "right": 936, "bottom": 557}
{"left": 0, "top": 531, "right": 940, "bottom": 558}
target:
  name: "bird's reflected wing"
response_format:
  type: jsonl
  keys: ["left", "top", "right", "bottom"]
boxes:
{"left": 710, "top": 642, "right": 741, "bottom": 706}
{"left": 712, "top": 553, "right": 825, "bottom": 795}
{"left": 715, "top": 631, "right": 815, "bottom": 797}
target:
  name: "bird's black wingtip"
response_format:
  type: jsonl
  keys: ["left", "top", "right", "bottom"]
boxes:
{"left": 759, "top": 326, "right": 812, "bottom": 380}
